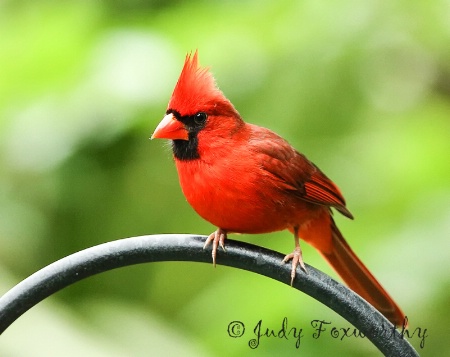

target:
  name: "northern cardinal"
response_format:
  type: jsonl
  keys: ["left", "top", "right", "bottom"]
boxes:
{"left": 151, "top": 51, "right": 405, "bottom": 326}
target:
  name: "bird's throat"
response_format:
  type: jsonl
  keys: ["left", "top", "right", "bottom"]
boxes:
{"left": 172, "top": 135, "right": 200, "bottom": 161}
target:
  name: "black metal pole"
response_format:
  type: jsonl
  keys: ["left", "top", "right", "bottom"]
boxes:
{"left": 0, "top": 234, "right": 418, "bottom": 356}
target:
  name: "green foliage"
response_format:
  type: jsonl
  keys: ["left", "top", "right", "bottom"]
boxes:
{"left": 0, "top": 0, "right": 448, "bottom": 355}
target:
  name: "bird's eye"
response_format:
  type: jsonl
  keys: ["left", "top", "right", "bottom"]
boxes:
{"left": 193, "top": 112, "right": 207, "bottom": 125}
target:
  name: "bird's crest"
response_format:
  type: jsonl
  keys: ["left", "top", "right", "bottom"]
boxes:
{"left": 168, "top": 51, "right": 228, "bottom": 115}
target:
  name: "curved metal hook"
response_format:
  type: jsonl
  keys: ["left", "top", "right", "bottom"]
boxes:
{"left": 0, "top": 234, "right": 418, "bottom": 356}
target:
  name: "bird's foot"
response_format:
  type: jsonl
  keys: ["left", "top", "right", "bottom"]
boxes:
{"left": 203, "top": 228, "right": 227, "bottom": 267}
{"left": 282, "top": 246, "right": 307, "bottom": 286}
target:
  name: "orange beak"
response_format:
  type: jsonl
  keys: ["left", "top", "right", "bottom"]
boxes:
{"left": 151, "top": 113, "right": 189, "bottom": 140}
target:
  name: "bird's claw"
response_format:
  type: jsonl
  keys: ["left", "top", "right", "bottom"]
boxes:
{"left": 204, "top": 228, "right": 227, "bottom": 267}
{"left": 282, "top": 246, "right": 307, "bottom": 286}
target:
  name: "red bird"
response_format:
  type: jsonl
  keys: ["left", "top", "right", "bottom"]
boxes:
{"left": 152, "top": 51, "right": 405, "bottom": 326}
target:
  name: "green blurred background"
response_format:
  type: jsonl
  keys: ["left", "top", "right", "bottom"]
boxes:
{"left": 0, "top": 0, "right": 448, "bottom": 355}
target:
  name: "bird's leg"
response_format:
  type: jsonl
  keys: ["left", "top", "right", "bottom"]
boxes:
{"left": 282, "top": 227, "right": 307, "bottom": 286}
{"left": 203, "top": 228, "right": 227, "bottom": 267}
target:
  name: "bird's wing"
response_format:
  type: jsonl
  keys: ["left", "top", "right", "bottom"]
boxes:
{"left": 302, "top": 165, "right": 353, "bottom": 218}
{"left": 250, "top": 128, "right": 353, "bottom": 219}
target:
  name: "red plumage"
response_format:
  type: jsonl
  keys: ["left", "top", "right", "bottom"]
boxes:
{"left": 152, "top": 51, "right": 406, "bottom": 326}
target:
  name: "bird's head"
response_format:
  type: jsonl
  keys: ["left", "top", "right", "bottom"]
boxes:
{"left": 151, "top": 51, "right": 243, "bottom": 161}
